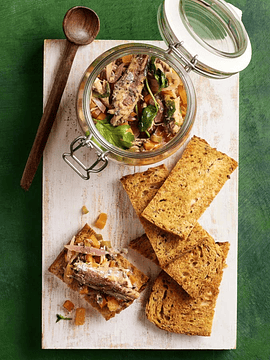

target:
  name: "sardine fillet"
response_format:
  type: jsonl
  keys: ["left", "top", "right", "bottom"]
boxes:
{"left": 110, "top": 55, "right": 149, "bottom": 126}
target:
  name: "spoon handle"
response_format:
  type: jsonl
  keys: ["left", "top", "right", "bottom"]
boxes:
{"left": 20, "top": 40, "right": 79, "bottom": 191}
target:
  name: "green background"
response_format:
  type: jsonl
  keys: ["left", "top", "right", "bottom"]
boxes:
{"left": 1, "top": 0, "right": 269, "bottom": 359}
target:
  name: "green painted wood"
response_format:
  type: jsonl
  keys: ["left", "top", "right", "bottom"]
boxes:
{"left": 0, "top": 0, "right": 269, "bottom": 359}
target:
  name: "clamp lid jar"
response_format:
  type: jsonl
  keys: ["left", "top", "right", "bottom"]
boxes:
{"left": 63, "top": 0, "right": 251, "bottom": 180}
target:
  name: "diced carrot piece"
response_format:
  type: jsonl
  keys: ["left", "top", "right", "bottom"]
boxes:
{"left": 63, "top": 300, "right": 75, "bottom": 312}
{"left": 79, "top": 286, "right": 89, "bottom": 295}
{"left": 179, "top": 86, "right": 187, "bottom": 105}
{"left": 109, "top": 260, "right": 117, "bottom": 267}
{"left": 160, "top": 89, "right": 175, "bottom": 97}
{"left": 85, "top": 254, "right": 93, "bottom": 262}
{"left": 94, "top": 213, "right": 108, "bottom": 229}
{"left": 121, "top": 54, "right": 133, "bottom": 65}
{"left": 85, "top": 254, "right": 98, "bottom": 267}
{"left": 107, "top": 297, "right": 120, "bottom": 312}
{"left": 85, "top": 254, "right": 99, "bottom": 267}
{"left": 96, "top": 112, "right": 107, "bottom": 120}
{"left": 88, "top": 233, "right": 101, "bottom": 248}
{"left": 75, "top": 308, "right": 86, "bottom": 326}
{"left": 144, "top": 94, "right": 152, "bottom": 104}
{"left": 143, "top": 140, "right": 157, "bottom": 151}
{"left": 130, "top": 111, "right": 137, "bottom": 117}
{"left": 82, "top": 205, "right": 89, "bottom": 214}
{"left": 91, "top": 109, "right": 101, "bottom": 118}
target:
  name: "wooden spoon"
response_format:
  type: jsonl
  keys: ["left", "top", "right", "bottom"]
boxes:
{"left": 20, "top": 6, "right": 100, "bottom": 190}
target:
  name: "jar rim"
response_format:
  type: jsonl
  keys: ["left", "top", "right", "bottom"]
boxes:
{"left": 80, "top": 43, "right": 196, "bottom": 160}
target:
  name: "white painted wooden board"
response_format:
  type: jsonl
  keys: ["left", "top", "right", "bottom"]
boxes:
{"left": 42, "top": 40, "right": 238, "bottom": 349}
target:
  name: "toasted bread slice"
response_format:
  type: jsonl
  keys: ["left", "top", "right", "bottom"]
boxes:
{"left": 129, "top": 233, "right": 159, "bottom": 266}
{"left": 142, "top": 136, "right": 238, "bottom": 239}
{"left": 49, "top": 224, "right": 149, "bottom": 320}
{"left": 121, "top": 165, "right": 202, "bottom": 267}
{"left": 146, "top": 241, "right": 230, "bottom": 336}
{"left": 164, "top": 224, "right": 225, "bottom": 298}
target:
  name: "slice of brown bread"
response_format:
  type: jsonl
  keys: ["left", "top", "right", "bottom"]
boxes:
{"left": 121, "top": 165, "right": 203, "bottom": 267}
{"left": 145, "top": 242, "right": 230, "bottom": 336}
{"left": 49, "top": 224, "right": 149, "bottom": 320}
{"left": 120, "top": 164, "right": 169, "bottom": 214}
{"left": 163, "top": 225, "right": 225, "bottom": 298}
{"left": 142, "top": 136, "right": 238, "bottom": 239}
{"left": 129, "top": 233, "right": 159, "bottom": 266}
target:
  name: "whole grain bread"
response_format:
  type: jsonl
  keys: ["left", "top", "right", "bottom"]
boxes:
{"left": 141, "top": 136, "right": 238, "bottom": 239}
{"left": 121, "top": 165, "right": 203, "bottom": 267}
{"left": 145, "top": 241, "right": 230, "bottom": 336}
{"left": 164, "top": 224, "right": 225, "bottom": 298}
{"left": 120, "top": 164, "right": 169, "bottom": 215}
{"left": 49, "top": 224, "right": 149, "bottom": 320}
{"left": 129, "top": 233, "right": 159, "bottom": 266}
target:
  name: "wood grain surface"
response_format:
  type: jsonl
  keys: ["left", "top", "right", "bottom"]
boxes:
{"left": 42, "top": 39, "right": 239, "bottom": 349}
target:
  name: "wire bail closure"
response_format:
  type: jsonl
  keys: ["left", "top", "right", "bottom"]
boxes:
{"left": 167, "top": 42, "right": 198, "bottom": 73}
{"left": 62, "top": 135, "right": 109, "bottom": 180}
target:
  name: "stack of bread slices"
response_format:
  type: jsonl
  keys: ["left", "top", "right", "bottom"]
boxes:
{"left": 121, "top": 135, "right": 237, "bottom": 336}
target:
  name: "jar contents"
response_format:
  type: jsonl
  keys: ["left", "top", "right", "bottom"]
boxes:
{"left": 90, "top": 55, "right": 187, "bottom": 152}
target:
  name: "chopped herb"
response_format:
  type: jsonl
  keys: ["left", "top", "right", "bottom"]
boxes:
{"left": 56, "top": 314, "right": 72, "bottom": 323}
{"left": 95, "top": 119, "right": 135, "bottom": 149}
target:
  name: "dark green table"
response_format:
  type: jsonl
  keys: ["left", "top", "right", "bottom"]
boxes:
{"left": 1, "top": 0, "right": 269, "bottom": 359}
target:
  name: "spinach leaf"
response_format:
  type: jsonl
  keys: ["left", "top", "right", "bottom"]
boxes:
{"left": 149, "top": 57, "right": 168, "bottom": 93}
{"left": 149, "top": 56, "right": 156, "bottom": 74}
{"left": 165, "top": 100, "right": 176, "bottom": 119}
{"left": 156, "top": 68, "right": 168, "bottom": 91}
{"left": 95, "top": 119, "right": 135, "bottom": 149}
{"left": 139, "top": 105, "right": 158, "bottom": 134}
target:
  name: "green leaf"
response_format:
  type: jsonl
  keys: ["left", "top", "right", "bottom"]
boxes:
{"left": 165, "top": 100, "right": 176, "bottom": 119}
{"left": 156, "top": 68, "right": 169, "bottom": 91}
{"left": 56, "top": 314, "right": 72, "bottom": 323}
{"left": 149, "top": 56, "right": 156, "bottom": 73}
{"left": 149, "top": 56, "right": 168, "bottom": 93}
{"left": 95, "top": 119, "right": 135, "bottom": 149}
{"left": 139, "top": 105, "right": 158, "bottom": 133}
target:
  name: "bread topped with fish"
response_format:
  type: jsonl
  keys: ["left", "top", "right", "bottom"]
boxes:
{"left": 49, "top": 223, "right": 149, "bottom": 320}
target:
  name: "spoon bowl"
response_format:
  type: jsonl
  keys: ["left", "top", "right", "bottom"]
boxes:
{"left": 63, "top": 6, "right": 100, "bottom": 45}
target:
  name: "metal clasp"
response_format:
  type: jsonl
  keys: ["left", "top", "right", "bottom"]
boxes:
{"left": 167, "top": 42, "right": 198, "bottom": 73}
{"left": 63, "top": 135, "right": 109, "bottom": 180}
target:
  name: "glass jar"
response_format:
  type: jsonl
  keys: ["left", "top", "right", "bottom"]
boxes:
{"left": 63, "top": 0, "right": 251, "bottom": 180}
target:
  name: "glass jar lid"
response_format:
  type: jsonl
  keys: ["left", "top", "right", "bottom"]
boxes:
{"left": 158, "top": 0, "right": 252, "bottom": 78}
